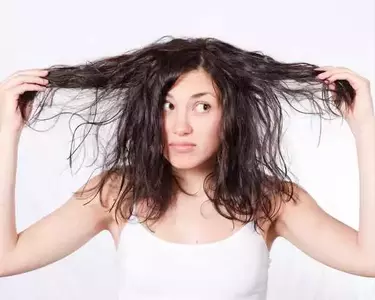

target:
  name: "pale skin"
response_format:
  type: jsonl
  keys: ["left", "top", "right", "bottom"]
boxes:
{"left": 0, "top": 66, "right": 374, "bottom": 280}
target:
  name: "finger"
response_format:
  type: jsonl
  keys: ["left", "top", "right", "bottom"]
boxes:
{"left": 316, "top": 67, "right": 359, "bottom": 78}
{"left": 13, "top": 69, "right": 49, "bottom": 77}
{"left": 324, "top": 73, "right": 363, "bottom": 92}
{"left": 2, "top": 75, "right": 49, "bottom": 89}
{"left": 316, "top": 69, "right": 357, "bottom": 81}
{"left": 1, "top": 69, "right": 49, "bottom": 85}
{"left": 315, "top": 66, "right": 336, "bottom": 71}
{"left": 11, "top": 83, "right": 47, "bottom": 95}
{"left": 315, "top": 67, "right": 340, "bottom": 81}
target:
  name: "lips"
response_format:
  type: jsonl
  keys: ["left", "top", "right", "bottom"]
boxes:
{"left": 169, "top": 143, "right": 196, "bottom": 147}
{"left": 169, "top": 142, "right": 196, "bottom": 152}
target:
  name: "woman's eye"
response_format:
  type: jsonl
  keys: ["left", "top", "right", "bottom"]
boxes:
{"left": 163, "top": 102, "right": 174, "bottom": 111}
{"left": 196, "top": 103, "right": 211, "bottom": 113}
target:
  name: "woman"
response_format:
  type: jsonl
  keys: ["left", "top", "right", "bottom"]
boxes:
{"left": 0, "top": 37, "right": 374, "bottom": 299}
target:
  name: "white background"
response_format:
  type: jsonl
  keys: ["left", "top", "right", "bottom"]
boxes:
{"left": 0, "top": 0, "right": 374, "bottom": 299}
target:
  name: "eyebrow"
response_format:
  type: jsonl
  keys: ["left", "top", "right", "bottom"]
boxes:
{"left": 166, "top": 92, "right": 215, "bottom": 99}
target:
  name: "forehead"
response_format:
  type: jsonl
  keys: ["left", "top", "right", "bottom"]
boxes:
{"left": 167, "top": 69, "right": 218, "bottom": 98}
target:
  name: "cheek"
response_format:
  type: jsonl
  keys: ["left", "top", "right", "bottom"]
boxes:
{"left": 198, "top": 120, "right": 221, "bottom": 147}
{"left": 162, "top": 118, "right": 171, "bottom": 142}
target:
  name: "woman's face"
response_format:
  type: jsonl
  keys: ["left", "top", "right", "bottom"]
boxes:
{"left": 162, "top": 69, "right": 222, "bottom": 170}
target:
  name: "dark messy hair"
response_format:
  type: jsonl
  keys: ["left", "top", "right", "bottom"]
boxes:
{"left": 19, "top": 36, "right": 354, "bottom": 231}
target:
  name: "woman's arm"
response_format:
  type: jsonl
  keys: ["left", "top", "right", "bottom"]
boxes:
{"left": 0, "top": 69, "right": 117, "bottom": 277}
{"left": 275, "top": 67, "right": 375, "bottom": 277}
{"left": 0, "top": 170, "right": 115, "bottom": 277}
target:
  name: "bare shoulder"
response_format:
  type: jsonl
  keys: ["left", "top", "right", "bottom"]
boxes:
{"left": 272, "top": 181, "right": 316, "bottom": 237}
{"left": 76, "top": 171, "right": 124, "bottom": 232}
{"left": 86, "top": 171, "right": 129, "bottom": 245}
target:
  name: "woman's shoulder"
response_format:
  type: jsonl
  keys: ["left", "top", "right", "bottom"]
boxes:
{"left": 93, "top": 170, "right": 131, "bottom": 243}
{"left": 77, "top": 170, "right": 128, "bottom": 231}
{"left": 270, "top": 181, "right": 311, "bottom": 237}
{"left": 254, "top": 180, "right": 303, "bottom": 231}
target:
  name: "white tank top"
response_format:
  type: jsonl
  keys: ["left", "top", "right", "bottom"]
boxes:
{"left": 116, "top": 211, "right": 271, "bottom": 300}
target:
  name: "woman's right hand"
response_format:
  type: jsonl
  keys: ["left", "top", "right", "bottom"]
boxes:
{"left": 0, "top": 69, "right": 49, "bottom": 135}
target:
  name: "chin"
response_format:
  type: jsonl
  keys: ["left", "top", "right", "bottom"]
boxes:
{"left": 168, "top": 158, "right": 203, "bottom": 170}
{"left": 166, "top": 153, "right": 216, "bottom": 171}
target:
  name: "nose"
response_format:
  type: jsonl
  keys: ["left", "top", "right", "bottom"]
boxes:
{"left": 173, "top": 113, "right": 193, "bottom": 136}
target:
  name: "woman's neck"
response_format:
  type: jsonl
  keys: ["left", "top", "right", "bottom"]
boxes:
{"left": 173, "top": 161, "right": 215, "bottom": 198}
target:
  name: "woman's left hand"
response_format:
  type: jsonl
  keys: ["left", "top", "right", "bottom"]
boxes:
{"left": 315, "top": 66, "right": 374, "bottom": 135}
